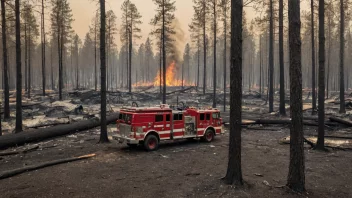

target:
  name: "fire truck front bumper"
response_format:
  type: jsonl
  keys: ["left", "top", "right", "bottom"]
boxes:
{"left": 112, "top": 135, "right": 139, "bottom": 144}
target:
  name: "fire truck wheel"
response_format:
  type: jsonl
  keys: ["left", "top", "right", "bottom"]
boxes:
{"left": 144, "top": 135, "right": 159, "bottom": 151}
{"left": 203, "top": 129, "right": 214, "bottom": 142}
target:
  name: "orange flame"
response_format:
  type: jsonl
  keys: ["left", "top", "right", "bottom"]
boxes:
{"left": 133, "top": 61, "right": 194, "bottom": 87}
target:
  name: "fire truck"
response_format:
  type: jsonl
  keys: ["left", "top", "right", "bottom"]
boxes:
{"left": 115, "top": 104, "right": 223, "bottom": 151}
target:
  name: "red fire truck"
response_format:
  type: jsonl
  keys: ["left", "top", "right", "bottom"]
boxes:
{"left": 115, "top": 104, "right": 223, "bottom": 151}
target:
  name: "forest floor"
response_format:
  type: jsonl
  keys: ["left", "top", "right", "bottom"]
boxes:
{"left": 0, "top": 88, "right": 352, "bottom": 197}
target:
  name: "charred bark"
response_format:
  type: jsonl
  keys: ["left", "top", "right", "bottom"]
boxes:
{"left": 287, "top": 0, "right": 305, "bottom": 192}
{"left": 99, "top": 0, "right": 109, "bottom": 143}
{"left": 315, "top": 0, "right": 326, "bottom": 150}
{"left": 223, "top": 0, "right": 243, "bottom": 186}
{"left": 1, "top": 0, "right": 10, "bottom": 119}
{"left": 15, "top": 0, "right": 23, "bottom": 133}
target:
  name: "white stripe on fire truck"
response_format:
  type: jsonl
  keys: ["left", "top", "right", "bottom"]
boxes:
{"left": 214, "top": 127, "right": 222, "bottom": 130}
{"left": 154, "top": 125, "right": 164, "bottom": 128}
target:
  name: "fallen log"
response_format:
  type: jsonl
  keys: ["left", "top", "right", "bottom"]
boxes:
{"left": 0, "top": 145, "right": 39, "bottom": 156}
{"left": 329, "top": 117, "right": 352, "bottom": 127}
{"left": 0, "top": 153, "right": 95, "bottom": 180}
{"left": 0, "top": 113, "right": 119, "bottom": 149}
{"left": 166, "top": 86, "right": 195, "bottom": 95}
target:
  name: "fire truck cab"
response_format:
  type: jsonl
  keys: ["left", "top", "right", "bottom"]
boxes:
{"left": 115, "top": 104, "right": 223, "bottom": 151}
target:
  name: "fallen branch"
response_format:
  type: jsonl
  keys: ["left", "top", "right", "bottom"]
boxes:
{"left": 329, "top": 117, "right": 352, "bottom": 127}
{"left": 0, "top": 153, "right": 95, "bottom": 180}
{"left": 166, "top": 86, "right": 195, "bottom": 95}
{"left": 0, "top": 113, "right": 119, "bottom": 149}
{"left": 0, "top": 145, "right": 39, "bottom": 156}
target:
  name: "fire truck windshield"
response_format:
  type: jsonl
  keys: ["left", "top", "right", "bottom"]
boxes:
{"left": 119, "top": 113, "right": 133, "bottom": 123}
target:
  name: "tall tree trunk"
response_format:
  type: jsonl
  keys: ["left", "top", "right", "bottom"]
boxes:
{"left": 159, "top": 33, "right": 162, "bottom": 94}
{"left": 213, "top": 0, "right": 217, "bottom": 108}
{"left": 51, "top": 42, "right": 54, "bottom": 90}
{"left": 76, "top": 43, "right": 79, "bottom": 90}
{"left": 41, "top": 0, "right": 46, "bottom": 96}
{"left": 269, "top": 0, "right": 274, "bottom": 112}
{"left": 311, "top": 0, "right": 317, "bottom": 114}
{"left": 223, "top": 6, "right": 227, "bottom": 112}
{"left": 223, "top": 0, "right": 243, "bottom": 185}
{"left": 197, "top": 39, "right": 200, "bottom": 91}
{"left": 15, "top": 0, "right": 23, "bottom": 133}
{"left": 94, "top": 19, "right": 97, "bottom": 91}
{"left": 279, "top": 0, "right": 286, "bottom": 116}
{"left": 28, "top": 27, "right": 31, "bottom": 99}
{"left": 326, "top": 15, "right": 331, "bottom": 99}
{"left": 129, "top": 30, "right": 132, "bottom": 93}
{"left": 339, "top": 0, "right": 346, "bottom": 113}
{"left": 162, "top": 0, "right": 166, "bottom": 104}
{"left": 259, "top": 35, "right": 262, "bottom": 96}
{"left": 99, "top": 0, "right": 108, "bottom": 143}
{"left": 287, "top": 0, "right": 305, "bottom": 192}
{"left": 1, "top": 0, "right": 10, "bottom": 119}
{"left": 316, "top": 0, "right": 326, "bottom": 150}
{"left": 25, "top": 23, "right": 28, "bottom": 92}
{"left": 203, "top": 0, "right": 207, "bottom": 95}
{"left": 182, "top": 63, "right": 184, "bottom": 88}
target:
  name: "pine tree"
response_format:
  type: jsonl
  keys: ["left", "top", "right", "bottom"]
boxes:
{"left": 287, "top": 0, "right": 305, "bottom": 192}
{"left": 219, "top": 0, "right": 230, "bottom": 112}
{"left": 189, "top": 6, "right": 202, "bottom": 91}
{"left": 144, "top": 38, "right": 153, "bottom": 82}
{"left": 183, "top": 43, "right": 191, "bottom": 83}
{"left": 15, "top": 0, "right": 22, "bottom": 133}
{"left": 99, "top": 0, "right": 109, "bottom": 143}
{"left": 315, "top": 0, "right": 326, "bottom": 151}
{"left": 50, "top": 0, "right": 73, "bottom": 100}
{"left": 72, "top": 34, "right": 81, "bottom": 89}
{"left": 106, "top": 10, "right": 117, "bottom": 91}
{"left": 150, "top": 0, "right": 176, "bottom": 104}
{"left": 1, "top": 0, "right": 10, "bottom": 119}
{"left": 279, "top": 0, "right": 286, "bottom": 116}
{"left": 22, "top": 2, "right": 39, "bottom": 99}
{"left": 193, "top": 0, "right": 209, "bottom": 94}
{"left": 339, "top": 0, "right": 346, "bottom": 114}
{"left": 223, "top": 0, "right": 243, "bottom": 185}
{"left": 311, "top": 0, "right": 317, "bottom": 114}
{"left": 209, "top": 0, "right": 219, "bottom": 108}
{"left": 41, "top": 0, "right": 47, "bottom": 96}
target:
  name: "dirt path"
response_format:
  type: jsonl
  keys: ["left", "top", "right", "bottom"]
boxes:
{"left": 0, "top": 126, "right": 351, "bottom": 198}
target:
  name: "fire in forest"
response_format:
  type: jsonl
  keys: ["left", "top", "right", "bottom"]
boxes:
{"left": 133, "top": 61, "right": 194, "bottom": 87}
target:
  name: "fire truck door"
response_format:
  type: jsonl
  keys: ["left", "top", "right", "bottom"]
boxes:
{"left": 154, "top": 113, "right": 165, "bottom": 132}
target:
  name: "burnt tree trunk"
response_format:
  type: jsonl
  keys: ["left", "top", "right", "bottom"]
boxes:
{"left": 223, "top": 6, "right": 227, "bottom": 112}
{"left": 99, "top": 0, "right": 109, "bottom": 143}
{"left": 311, "top": 0, "right": 317, "bottom": 114}
{"left": 315, "top": 0, "right": 326, "bottom": 150}
{"left": 1, "top": 0, "right": 10, "bottom": 119}
{"left": 279, "top": 0, "right": 286, "bottom": 116}
{"left": 28, "top": 27, "right": 31, "bottom": 99}
{"left": 269, "top": 0, "right": 274, "bottom": 113}
{"left": 287, "top": 0, "right": 305, "bottom": 192}
{"left": 25, "top": 23, "right": 28, "bottom": 93}
{"left": 203, "top": 0, "right": 207, "bottom": 95}
{"left": 162, "top": 0, "right": 166, "bottom": 104}
{"left": 223, "top": 0, "right": 243, "bottom": 186}
{"left": 15, "top": 0, "right": 23, "bottom": 133}
{"left": 94, "top": 19, "right": 97, "bottom": 91}
{"left": 339, "top": 0, "right": 346, "bottom": 114}
{"left": 41, "top": 0, "right": 46, "bottom": 96}
{"left": 212, "top": 0, "right": 217, "bottom": 108}
{"left": 51, "top": 42, "right": 54, "bottom": 90}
